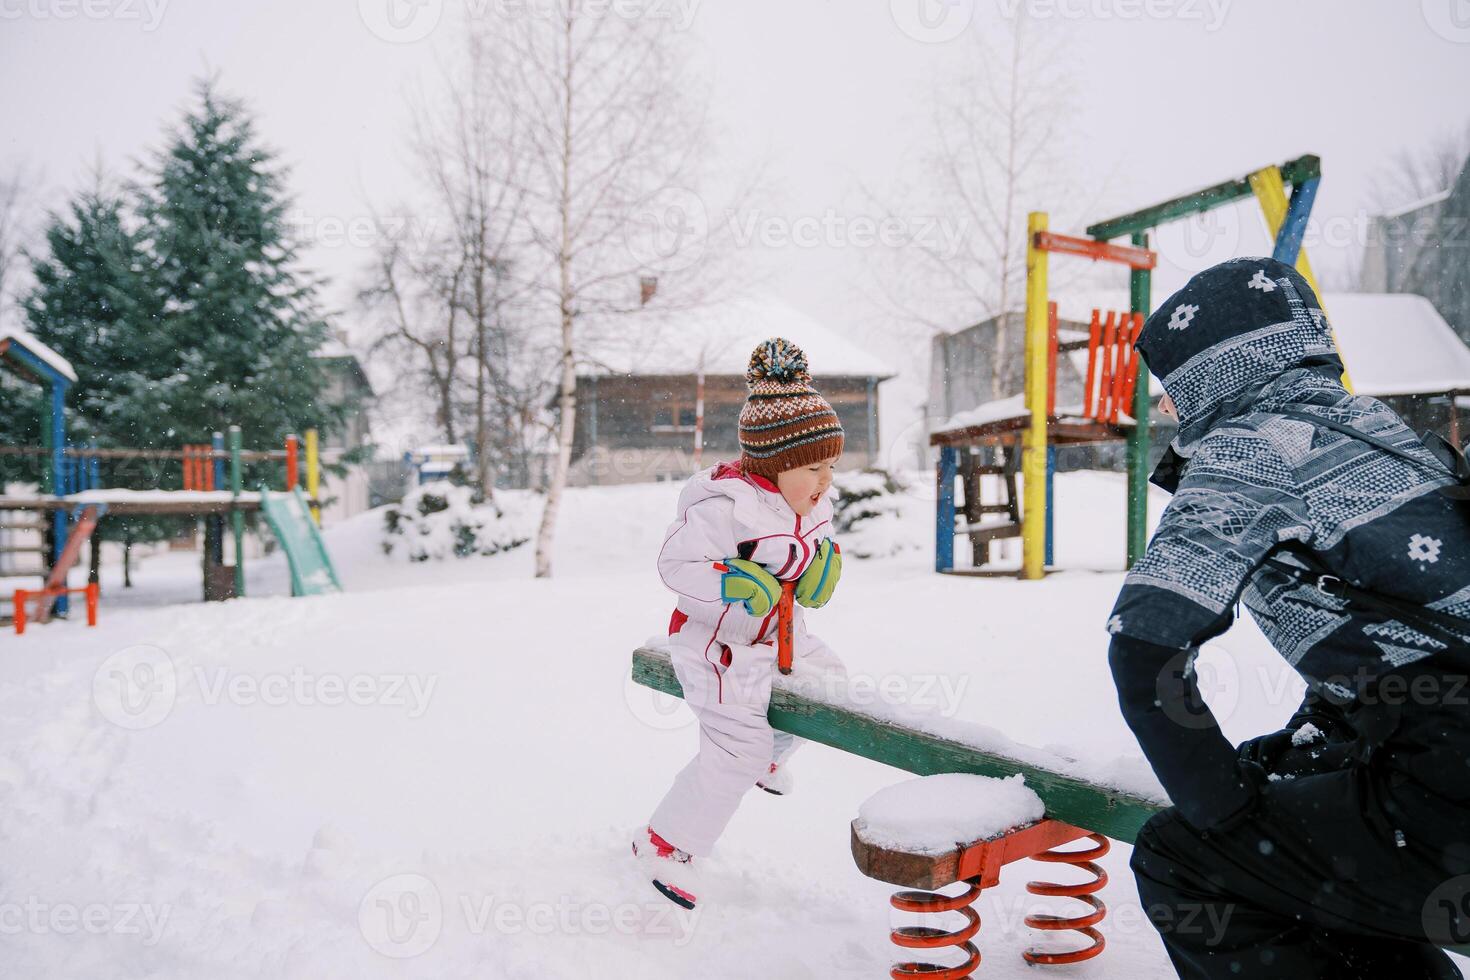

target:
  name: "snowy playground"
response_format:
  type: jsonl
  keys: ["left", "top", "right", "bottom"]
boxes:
{"left": 7, "top": 470, "right": 1426, "bottom": 978}
{"left": 6, "top": 4, "right": 1470, "bottom": 977}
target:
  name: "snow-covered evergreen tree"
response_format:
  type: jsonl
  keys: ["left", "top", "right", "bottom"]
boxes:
{"left": 138, "top": 79, "right": 345, "bottom": 457}
{"left": 20, "top": 183, "right": 162, "bottom": 450}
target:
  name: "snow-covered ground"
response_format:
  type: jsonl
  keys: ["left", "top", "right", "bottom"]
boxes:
{"left": 3, "top": 471, "right": 1457, "bottom": 977}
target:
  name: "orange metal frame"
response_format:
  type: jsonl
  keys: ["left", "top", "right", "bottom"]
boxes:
{"left": 887, "top": 817, "right": 1110, "bottom": 976}
{"left": 1033, "top": 231, "right": 1156, "bottom": 270}
{"left": 13, "top": 582, "right": 99, "bottom": 634}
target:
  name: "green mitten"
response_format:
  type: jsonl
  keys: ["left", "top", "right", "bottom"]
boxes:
{"left": 795, "top": 539, "right": 842, "bottom": 609}
{"left": 718, "top": 558, "right": 780, "bottom": 617}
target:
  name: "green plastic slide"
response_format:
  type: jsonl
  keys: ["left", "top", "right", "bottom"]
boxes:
{"left": 258, "top": 486, "right": 343, "bottom": 596}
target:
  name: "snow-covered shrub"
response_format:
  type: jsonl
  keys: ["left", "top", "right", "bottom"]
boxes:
{"left": 381, "top": 481, "right": 531, "bottom": 561}
{"left": 831, "top": 468, "right": 920, "bottom": 559}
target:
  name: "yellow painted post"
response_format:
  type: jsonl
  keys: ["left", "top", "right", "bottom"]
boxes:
{"left": 1022, "top": 212, "right": 1049, "bottom": 581}
{"left": 305, "top": 428, "right": 321, "bottom": 525}
{"left": 1248, "top": 167, "right": 1321, "bottom": 293}
{"left": 1249, "top": 166, "right": 1354, "bottom": 391}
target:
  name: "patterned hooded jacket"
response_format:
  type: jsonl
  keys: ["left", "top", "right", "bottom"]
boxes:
{"left": 1107, "top": 257, "right": 1470, "bottom": 826}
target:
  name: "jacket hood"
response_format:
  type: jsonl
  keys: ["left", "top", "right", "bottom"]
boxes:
{"left": 674, "top": 459, "right": 803, "bottom": 530}
{"left": 1138, "top": 257, "right": 1344, "bottom": 457}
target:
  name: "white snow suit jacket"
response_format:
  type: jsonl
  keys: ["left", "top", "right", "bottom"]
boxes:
{"left": 658, "top": 460, "right": 836, "bottom": 647}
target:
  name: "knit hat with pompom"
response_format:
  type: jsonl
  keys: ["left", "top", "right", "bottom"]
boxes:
{"left": 738, "top": 337, "right": 845, "bottom": 479}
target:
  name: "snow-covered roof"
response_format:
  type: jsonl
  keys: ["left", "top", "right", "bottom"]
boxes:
{"left": 934, "top": 393, "right": 1115, "bottom": 435}
{"left": 1380, "top": 188, "right": 1451, "bottom": 220}
{"left": 411, "top": 445, "right": 470, "bottom": 459}
{"left": 579, "top": 294, "right": 894, "bottom": 380}
{"left": 0, "top": 326, "right": 78, "bottom": 383}
{"left": 1324, "top": 293, "right": 1470, "bottom": 397}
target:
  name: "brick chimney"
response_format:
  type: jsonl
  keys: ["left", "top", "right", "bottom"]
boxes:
{"left": 639, "top": 275, "right": 659, "bottom": 306}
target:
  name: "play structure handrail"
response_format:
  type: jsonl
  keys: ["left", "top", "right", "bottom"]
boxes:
{"left": 1070, "top": 309, "right": 1144, "bottom": 425}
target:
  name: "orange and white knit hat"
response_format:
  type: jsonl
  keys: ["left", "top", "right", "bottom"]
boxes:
{"left": 738, "top": 338, "right": 845, "bottom": 479}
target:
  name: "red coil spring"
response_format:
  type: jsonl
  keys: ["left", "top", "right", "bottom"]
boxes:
{"left": 888, "top": 879, "right": 982, "bottom": 979}
{"left": 1023, "top": 832, "right": 1109, "bottom": 965}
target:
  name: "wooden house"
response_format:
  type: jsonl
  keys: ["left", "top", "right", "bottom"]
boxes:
{"left": 566, "top": 295, "right": 894, "bottom": 485}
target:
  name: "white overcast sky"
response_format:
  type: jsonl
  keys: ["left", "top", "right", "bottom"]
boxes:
{"left": 4, "top": 0, "right": 1469, "bottom": 447}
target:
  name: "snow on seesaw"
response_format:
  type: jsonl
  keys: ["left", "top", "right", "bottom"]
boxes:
{"left": 0, "top": 472, "right": 1328, "bottom": 978}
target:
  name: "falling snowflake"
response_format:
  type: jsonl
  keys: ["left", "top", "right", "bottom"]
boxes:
{"left": 1168, "top": 304, "right": 1200, "bottom": 331}
{"left": 1248, "top": 270, "right": 1277, "bottom": 292}
{"left": 1408, "top": 533, "right": 1443, "bottom": 564}
{"left": 1106, "top": 614, "right": 1123, "bottom": 635}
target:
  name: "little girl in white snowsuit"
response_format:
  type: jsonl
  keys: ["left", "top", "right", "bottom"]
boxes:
{"left": 634, "top": 337, "right": 849, "bottom": 909}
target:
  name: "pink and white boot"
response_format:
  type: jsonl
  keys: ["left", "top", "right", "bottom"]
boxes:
{"left": 755, "top": 761, "right": 794, "bottom": 796}
{"left": 631, "top": 826, "right": 699, "bottom": 909}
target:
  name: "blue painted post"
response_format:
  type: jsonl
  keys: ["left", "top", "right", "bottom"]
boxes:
{"left": 936, "top": 445, "right": 957, "bottom": 573}
{"left": 212, "top": 431, "right": 225, "bottom": 489}
{"left": 208, "top": 431, "right": 226, "bottom": 571}
{"left": 1045, "top": 446, "right": 1056, "bottom": 568}
{"left": 1272, "top": 175, "right": 1319, "bottom": 266}
{"left": 51, "top": 383, "right": 71, "bottom": 616}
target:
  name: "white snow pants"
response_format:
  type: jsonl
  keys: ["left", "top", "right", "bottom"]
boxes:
{"left": 647, "top": 618, "right": 847, "bottom": 858}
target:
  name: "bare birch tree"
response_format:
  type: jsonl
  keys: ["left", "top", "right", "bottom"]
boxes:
{"left": 1368, "top": 120, "right": 1470, "bottom": 214}
{"left": 360, "top": 30, "right": 544, "bottom": 500}
{"left": 477, "top": 2, "right": 711, "bottom": 577}
{"left": 0, "top": 164, "right": 38, "bottom": 330}
{"left": 863, "top": 18, "right": 1077, "bottom": 401}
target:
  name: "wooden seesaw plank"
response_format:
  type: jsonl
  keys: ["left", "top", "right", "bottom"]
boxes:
{"left": 632, "top": 647, "right": 1470, "bottom": 956}
{"left": 630, "top": 646, "right": 1164, "bottom": 843}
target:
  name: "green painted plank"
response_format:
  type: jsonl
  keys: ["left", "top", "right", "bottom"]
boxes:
{"left": 1086, "top": 155, "right": 1321, "bottom": 242}
{"left": 634, "top": 646, "right": 1470, "bottom": 954}
{"left": 631, "top": 646, "right": 1163, "bottom": 843}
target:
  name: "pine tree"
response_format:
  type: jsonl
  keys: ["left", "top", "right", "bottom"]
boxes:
{"left": 20, "top": 183, "right": 164, "bottom": 450}
{"left": 15, "top": 78, "right": 356, "bottom": 517}
{"left": 139, "top": 78, "right": 346, "bottom": 464}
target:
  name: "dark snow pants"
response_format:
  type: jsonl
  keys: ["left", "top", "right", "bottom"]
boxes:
{"left": 1131, "top": 762, "right": 1468, "bottom": 979}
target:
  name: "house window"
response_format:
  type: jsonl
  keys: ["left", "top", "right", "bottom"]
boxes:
{"left": 651, "top": 402, "right": 699, "bottom": 433}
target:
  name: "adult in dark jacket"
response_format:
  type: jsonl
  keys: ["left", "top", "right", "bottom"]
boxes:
{"left": 1109, "top": 257, "right": 1470, "bottom": 979}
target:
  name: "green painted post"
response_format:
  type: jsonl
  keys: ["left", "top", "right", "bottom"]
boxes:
{"left": 1126, "top": 231, "right": 1152, "bottom": 568}
{"left": 229, "top": 426, "right": 245, "bottom": 598}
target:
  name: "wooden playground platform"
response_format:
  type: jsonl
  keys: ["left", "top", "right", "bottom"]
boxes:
{"left": 0, "top": 490, "right": 267, "bottom": 516}
{"left": 929, "top": 409, "right": 1133, "bottom": 450}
